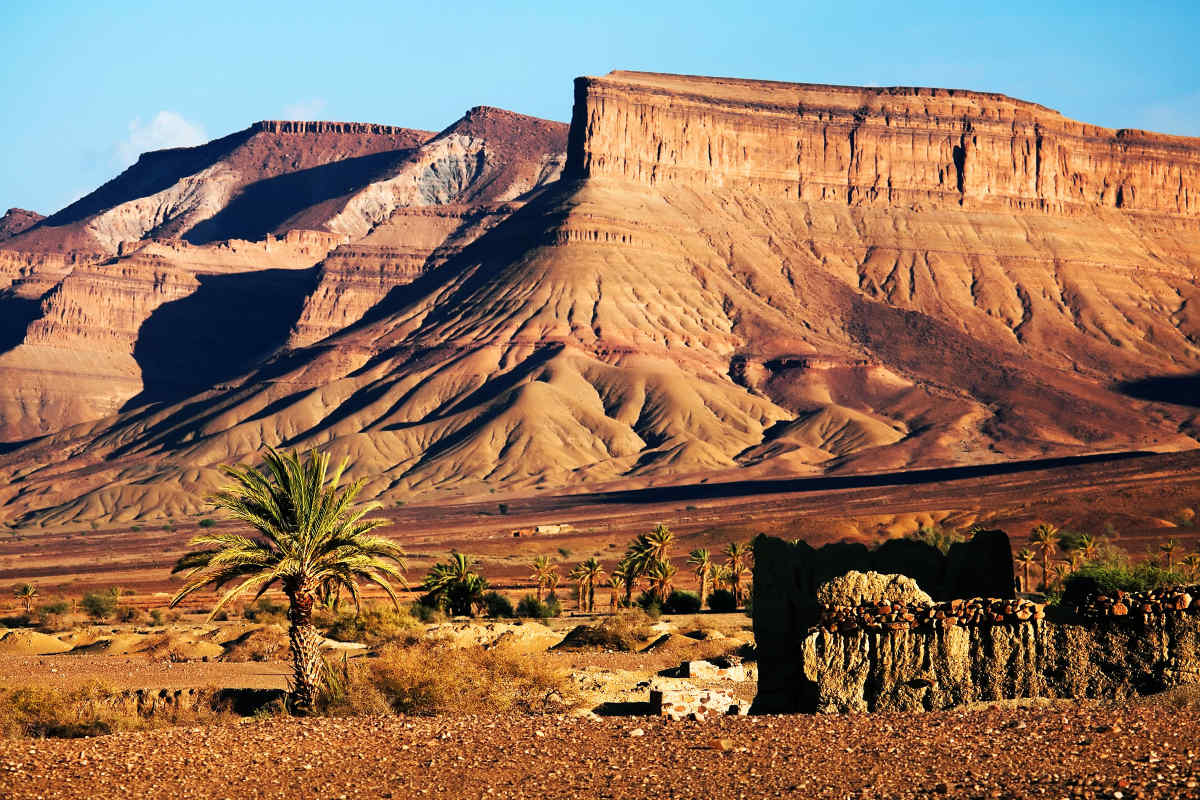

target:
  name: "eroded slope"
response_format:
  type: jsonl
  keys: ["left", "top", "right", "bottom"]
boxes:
{"left": 2, "top": 72, "right": 1198, "bottom": 525}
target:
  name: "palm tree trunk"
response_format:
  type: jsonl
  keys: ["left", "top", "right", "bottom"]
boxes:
{"left": 287, "top": 590, "right": 323, "bottom": 714}
{"left": 698, "top": 572, "right": 708, "bottom": 610}
{"left": 587, "top": 584, "right": 595, "bottom": 613}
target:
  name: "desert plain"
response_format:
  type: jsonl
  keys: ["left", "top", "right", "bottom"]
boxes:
{"left": 0, "top": 65, "right": 1199, "bottom": 799}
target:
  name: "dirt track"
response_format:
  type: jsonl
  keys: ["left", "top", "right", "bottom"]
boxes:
{"left": 2, "top": 705, "right": 1198, "bottom": 799}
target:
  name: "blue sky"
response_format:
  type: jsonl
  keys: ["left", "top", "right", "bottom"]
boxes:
{"left": 2, "top": 0, "right": 1197, "bottom": 214}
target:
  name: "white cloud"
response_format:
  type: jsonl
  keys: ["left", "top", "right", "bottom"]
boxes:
{"left": 115, "top": 111, "right": 207, "bottom": 167}
{"left": 282, "top": 98, "right": 328, "bottom": 121}
{"left": 1135, "top": 91, "right": 1200, "bottom": 137}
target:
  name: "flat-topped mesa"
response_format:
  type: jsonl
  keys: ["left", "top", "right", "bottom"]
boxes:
{"left": 249, "top": 120, "right": 427, "bottom": 136}
{"left": 567, "top": 70, "right": 1200, "bottom": 217}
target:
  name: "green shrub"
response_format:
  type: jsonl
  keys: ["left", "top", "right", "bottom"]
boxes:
{"left": 149, "top": 609, "right": 165, "bottom": 626}
{"left": 197, "top": 518, "right": 215, "bottom": 529}
{"left": 324, "top": 607, "right": 418, "bottom": 644}
{"left": 408, "top": 602, "right": 445, "bottom": 624}
{"left": 243, "top": 597, "right": 287, "bottom": 624}
{"left": 905, "top": 524, "right": 965, "bottom": 555}
{"left": 707, "top": 589, "right": 737, "bottom": 612}
{"left": 481, "top": 592, "right": 515, "bottom": 618}
{"left": 663, "top": 590, "right": 701, "bottom": 614}
{"left": 116, "top": 606, "right": 143, "bottom": 624}
{"left": 38, "top": 600, "right": 70, "bottom": 616}
{"left": 515, "top": 595, "right": 559, "bottom": 619}
{"left": 80, "top": 591, "right": 117, "bottom": 620}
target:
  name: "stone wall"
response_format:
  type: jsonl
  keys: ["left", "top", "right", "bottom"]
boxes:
{"left": 798, "top": 614, "right": 1200, "bottom": 713}
{"left": 752, "top": 530, "right": 1200, "bottom": 713}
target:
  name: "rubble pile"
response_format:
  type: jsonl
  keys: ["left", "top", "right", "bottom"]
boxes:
{"left": 814, "top": 597, "right": 1046, "bottom": 633}
{"left": 1075, "top": 585, "right": 1198, "bottom": 620}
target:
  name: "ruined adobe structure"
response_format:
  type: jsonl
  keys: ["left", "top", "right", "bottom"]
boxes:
{"left": 751, "top": 534, "right": 1200, "bottom": 713}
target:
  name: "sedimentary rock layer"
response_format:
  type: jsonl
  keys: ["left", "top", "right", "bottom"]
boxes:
{"left": 2, "top": 72, "right": 1199, "bottom": 524}
{"left": 568, "top": 71, "right": 1200, "bottom": 217}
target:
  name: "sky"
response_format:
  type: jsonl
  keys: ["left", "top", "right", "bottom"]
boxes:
{"left": 2, "top": 0, "right": 1197, "bottom": 214}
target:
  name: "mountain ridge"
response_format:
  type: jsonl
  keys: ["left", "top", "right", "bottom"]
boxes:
{"left": 0, "top": 71, "right": 1197, "bottom": 527}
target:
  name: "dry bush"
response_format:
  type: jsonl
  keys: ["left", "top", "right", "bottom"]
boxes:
{"left": 323, "top": 606, "right": 420, "bottom": 645}
{"left": 554, "top": 609, "right": 655, "bottom": 652}
{"left": 221, "top": 626, "right": 289, "bottom": 662}
{"left": 321, "top": 641, "right": 578, "bottom": 717}
{"left": 0, "top": 683, "right": 231, "bottom": 739}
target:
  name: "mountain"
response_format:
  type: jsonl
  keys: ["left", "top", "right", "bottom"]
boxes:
{"left": 1, "top": 70, "right": 1198, "bottom": 527}
{"left": 0, "top": 108, "right": 568, "bottom": 443}
{"left": 0, "top": 209, "right": 44, "bottom": 241}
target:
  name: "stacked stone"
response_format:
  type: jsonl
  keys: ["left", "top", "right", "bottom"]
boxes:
{"left": 1076, "top": 585, "right": 1199, "bottom": 620}
{"left": 815, "top": 597, "right": 1046, "bottom": 634}
{"left": 650, "top": 687, "right": 749, "bottom": 722}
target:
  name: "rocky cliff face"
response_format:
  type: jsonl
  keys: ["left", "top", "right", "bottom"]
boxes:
{"left": 1, "top": 72, "right": 1199, "bottom": 525}
{"left": 288, "top": 107, "right": 568, "bottom": 346}
{"left": 568, "top": 71, "right": 1200, "bottom": 217}
{"left": 798, "top": 616, "right": 1200, "bottom": 713}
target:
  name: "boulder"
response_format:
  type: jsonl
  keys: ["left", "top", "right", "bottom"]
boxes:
{"left": 815, "top": 571, "right": 933, "bottom": 608}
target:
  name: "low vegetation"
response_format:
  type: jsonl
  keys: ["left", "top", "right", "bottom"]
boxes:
{"left": 0, "top": 684, "right": 230, "bottom": 739}
{"left": 320, "top": 641, "right": 577, "bottom": 716}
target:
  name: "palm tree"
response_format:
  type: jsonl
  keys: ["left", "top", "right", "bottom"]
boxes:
{"left": 1030, "top": 524, "right": 1060, "bottom": 590}
{"left": 12, "top": 583, "right": 38, "bottom": 613}
{"left": 423, "top": 552, "right": 488, "bottom": 617}
{"left": 642, "top": 524, "right": 674, "bottom": 563}
{"left": 530, "top": 556, "right": 556, "bottom": 602}
{"left": 614, "top": 556, "right": 641, "bottom": 607}
{"left": 1077, "top": 533, "right": 1099, "bottom": 563}
{"left": 576, "top": 558, "right": 605, "bottom": 613}
{"left": 724, "top": 542, "right": 752, "bottom": 607}
{"left": 1161, "top": 538, "right": 1179, "bottom": 571}
{"left": 608, "top": 572, "right": 624, "bottom": 612}
{"left": 1014, "top": 549, "right": 1036, "bottom": 593}
{"left": 1182, "top": 553, "right": 1200, "bottom": 581}
{"left": 645, "top": 559, "right": 677, "bottom": 604}
{"left": 709, "top": 563, "right": 732, "bottom": 594}
{"left": 687, "top": 548, "right": 713, "bottom": 609}
{"left": 1051, "top": 562, "right": 1072, "bottom": 590}
{"left": 568, "top": 562, "right": 587, "bottom": 610}
{"left": 170, "top": 447, "right": 405, "bottom": 713}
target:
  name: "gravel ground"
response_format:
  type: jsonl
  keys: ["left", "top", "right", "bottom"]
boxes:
{"left": 2, "top": 705, "right": 1198, "bottom": 799}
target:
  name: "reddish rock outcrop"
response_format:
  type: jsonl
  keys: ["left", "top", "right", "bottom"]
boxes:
{"left": 0, "top": 208, "right": 44, "bottom": 241}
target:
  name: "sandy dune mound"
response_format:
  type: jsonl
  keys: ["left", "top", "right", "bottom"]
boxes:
{"left": 0, "top": 629, "right": 72, "bottom": 655}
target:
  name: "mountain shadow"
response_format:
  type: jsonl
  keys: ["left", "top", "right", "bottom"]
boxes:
{"left": 1117, "top": 374, "right": 1200, "bottom": 408}
{"left": 0, "top": 294, "right": 42, "bottom": 356}
{"left": 182, "top": 148, "right": 419, "bottom": 244}
{"left": 123, "top": 267, "right": 319, "bottom": 409}
{"left": 37, "top": 130, "right": 254, "bottom": 228}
